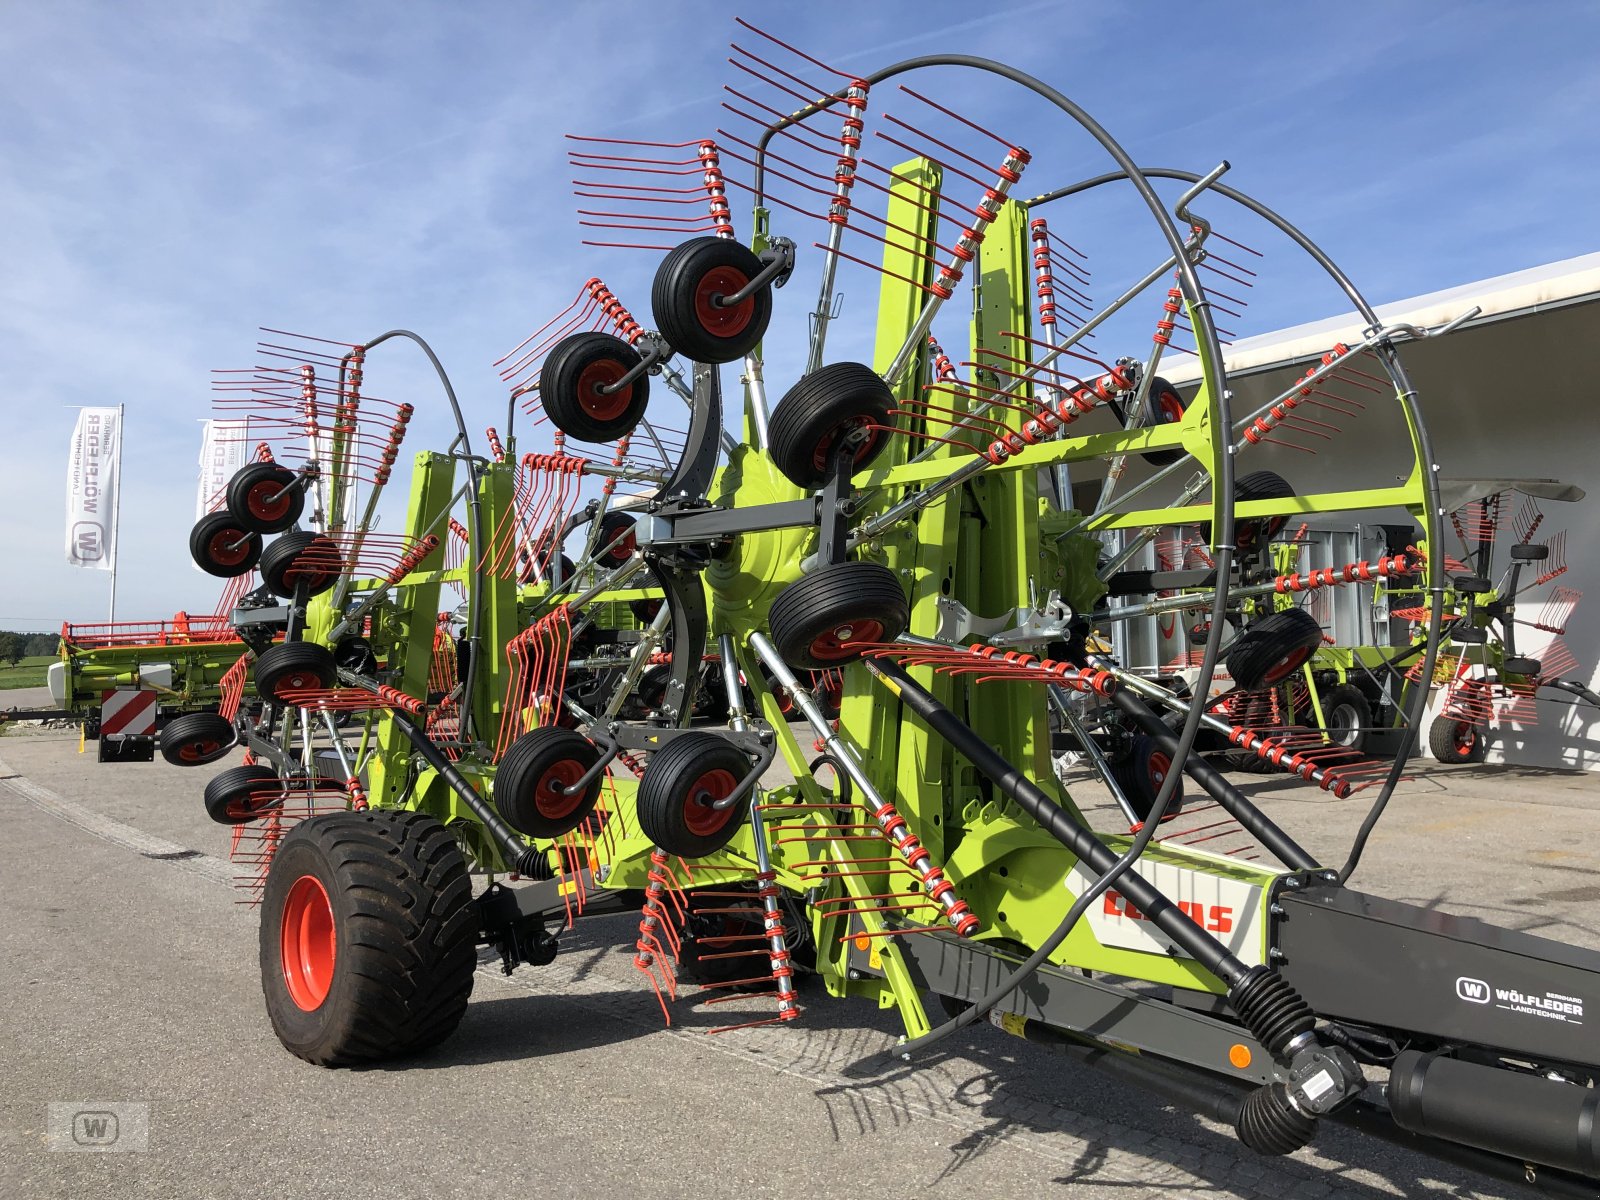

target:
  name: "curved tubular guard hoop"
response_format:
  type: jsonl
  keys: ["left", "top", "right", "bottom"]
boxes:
{"left": 1029, "top": 166, "right": 1448, "bottom": 883}
{"left": 752, "top": 57, "right": 1237, "bottom": 1023}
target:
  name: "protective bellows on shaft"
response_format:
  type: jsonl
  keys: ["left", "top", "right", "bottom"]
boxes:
{"left": 514, "top": 846, "right": 557, "bottom": 880}
{"left": 1236, "top": 1083, "right": 1316, "bottom": 1156}
{"left": 1229, "top": 965, "right": 1316, "bottom": 1056}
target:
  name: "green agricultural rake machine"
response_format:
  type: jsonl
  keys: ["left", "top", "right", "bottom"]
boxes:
{"left": 173, "top": 24, "right": 1600, "bottom": 1195}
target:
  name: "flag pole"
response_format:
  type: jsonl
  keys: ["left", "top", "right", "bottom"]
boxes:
{"left": 108, "top": 403, "right": 124, "bottom": 623}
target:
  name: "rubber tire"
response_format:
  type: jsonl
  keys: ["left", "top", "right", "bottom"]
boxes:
{"left": 651, "top": 236, "right": 772, "bottom": 364}
{"left": 255, "top": 641, "right": 338, "bottom": 700}
{"left": 1429, "top": 716, "right": 1487, "bottom": 764}
{"left": 160, "top": 711, "right": 235, "bottom": 767}
{"left": 1138, "top": 377, "right": 1188, "bottom": 466}
{"left": 767, "top": 362, "right": 896, "bottom": 488}
{"left": 190, "top": 510, "right": 262, "bottom": 578}
{"left": 226, "top": 461, "right": 304, "bottom": 535}
{"left": 540, "top": 331, "right": 649, "bottom": 444}
{"left": 1109, "top": 734, "right": 1187, "bottom": 824}
{"left": 333, "top": 636, "right": 378, "bottom": 678}
{"left": 1205, "top": 469, "right": 1295, "bottom": 555}
{"left": 1320, "top": 684, "right": 1370, "bottom": 752}
{"left": 1225, "top": 608, "right": 1324, "bottom": 691}
{"left": 767, "top": 561, "right": 909, "bottom": 671}
{"left": 595, "top": 510, "right": 638, "bottom": 567}
{"left": 492, "top": 727, "right": 603, "bottom": 839}
{"left": 637, "top": 732, "right": 751, "bottom": 858}
{"left": 260, "top": 530, "right": 342, "bottom": 598}
{"left": 204, "top": 764, "right": 282, "bottom": 825}
{"left": 676, "top": 884, "right": 771, "bottom": 989}
{"left": 259, "top": 809, "right": 477, "bottom": 1066}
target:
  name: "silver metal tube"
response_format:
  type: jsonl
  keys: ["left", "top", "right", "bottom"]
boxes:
{"left": 719, "top": 633, "right": 800, "bottom": 1017}
{"left": 743, "top": 353, "right": 772, "bottom": 449}
{"left": 806, "top": 82, "right": 869, "bottom": 374}
{"left": 907, "top": 252, "right": 1178, "bottom": 466}
{"left": 601, "top": 601, "right": 670, "bottom": 720}
{"left": 319, "top": 710, "right": 356, "bottom": 780}
{"left": 1049, "top": 685, "right": 1139, "bottom": 826}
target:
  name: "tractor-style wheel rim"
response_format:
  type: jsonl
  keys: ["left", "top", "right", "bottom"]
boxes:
{"left": 1157, "top": 391, "right": 1185, "bottom": 423}
{"left": 1330, "top": 704, "right": 1359, "bottom": 746}
{"left": 208, "top": 528, "right": 251, "bottom": 567}
{"left": 808, "top": 618, "right": 884, "bottom": 663}
{"left": 575, "top": 358, "right": 632, "bottom": 422}
{"left": 246, "top": 480, "right": 293, "bottom": 522}
{"left": 683, "top": 768, "right": 739, "bottom": 837}
{"left": 1261, "top": 646, "right": 1311, "bottom": 685}
{"left": 281, "top": 874, "right": 336, "bottom": 1011}
{"left": 692, "top": 265, "right": 755, "bottom": 337}
{"left": 1455, "top": 724, "right": 1477, "bottom": 753}
{"left": 536, "top": 759, "right": 587, "bottom": 821}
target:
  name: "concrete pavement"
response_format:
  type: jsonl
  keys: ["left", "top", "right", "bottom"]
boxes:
{"left": 4, "top": 700, "right": 1598, "bottom": 1198}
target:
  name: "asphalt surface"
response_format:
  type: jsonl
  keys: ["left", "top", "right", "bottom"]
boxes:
{"left": 4, "top": 689, "right": 1600, "bottom": 1199}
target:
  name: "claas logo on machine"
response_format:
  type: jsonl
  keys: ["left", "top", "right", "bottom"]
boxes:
{"left": 1103, "top": 889, "right": 1235, "bottom": 935}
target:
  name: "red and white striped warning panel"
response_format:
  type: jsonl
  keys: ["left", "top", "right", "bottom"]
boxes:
{"left": 100, "top": 689, "right": 158, "bottom": 737}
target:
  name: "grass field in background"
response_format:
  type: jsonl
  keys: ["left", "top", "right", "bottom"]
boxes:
{"left": 0, "top": 655, "right": 56, "bottom": 690}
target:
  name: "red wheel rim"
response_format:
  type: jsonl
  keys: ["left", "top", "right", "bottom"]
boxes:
{"left": 535, "top": 758, "right": 587, "bottom": 821}
{"left": 603, "top": 528, "right": 637, "bottom": 563}
{"left": 683, "top": 768, "right": 739, "bottom": 837}
{"left": 1454, "top": 724, "right": 1477, "bottom": 752}
{"left": 1147, "top": 750, "right": 1171, "bottom": 792}
{"left": 575, "top": 357, "right": 633, "bottom": 423}
{"left": 811, "top": 418, "right": 882, "bottom": 474}
{"left": 1261, "top": 646, "right": 1312, "bottom": 685}
{"left": 207, "top": 527, "right": 252, "bottom": 567}
{"left": 1157, "top": 391, "right": 1186, "bottom": 423}
{"left": 274, "top": 669, "right": 320, "bottom": 696}
{"left": 246, "top": 479, "right": 292, "bottom": 522}
{"left": 280, "top": 874, "right": 336, "bottom": 1011}
{"left": 692, "top": 265, "right": 755, "bottom": 338}
{"left": 177, "top": 739, "right": 220, "bottom": 762}
{"left": 808, "top": 617, "right": 884, "bottom": 663}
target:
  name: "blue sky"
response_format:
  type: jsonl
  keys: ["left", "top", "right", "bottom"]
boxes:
{"left": 3, "top": 0, "right": 1597, "bottom": 632}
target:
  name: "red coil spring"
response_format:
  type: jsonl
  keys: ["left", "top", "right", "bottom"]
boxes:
{"left": 824, "top": 81, "right": 869, "bottom": 228}
{"left": 1273, "top": 552, "right": 1417, "bottom": 594}
{"left": 372, "top": 684, "right": 424, "bottom": 715}
{"left": 1223, "top": 726, "right": 1353, "bottom": 798}
{"left": 1030, "top": 217, "right": 1056, "bottom": 327}
{"left": 1242, "top": 343, "right": 1350, "bottom": 446}
{"left": 697, "top": 142, "right": 736, "bottom": 240}
{"left": 384, "top": 535, "right": 440, "bottom": 586}
{"left": 1153, "top": 285, "right": 1182, "bottom": 347}
{"left": 980, "top": 365, "right": 1135, "bottom": 465}
{"left": 585, "top": 278, "right": 645, "bottom": 346}
{"left": 485, "top": 426, "right": 505, "bottom": 462}
{"left": 345, "top": 777, "right": 368, "bottom": 811}
{"left": 926, "top": 335, "right": 959, "bottom": 384}
{"left": 373, "top": 403, "right": 413, "bottom": 486}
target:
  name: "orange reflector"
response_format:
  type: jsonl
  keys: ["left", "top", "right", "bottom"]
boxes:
{"left": 853, "top": 933, "right": 871, "bottom": 951}
{"left": 1228, "top": 1043, "right": 1252, "bottom": 1070}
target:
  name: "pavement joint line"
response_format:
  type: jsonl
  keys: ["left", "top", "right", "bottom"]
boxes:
{"left": 0, "top": 748, "right": 234, "bottom": 886}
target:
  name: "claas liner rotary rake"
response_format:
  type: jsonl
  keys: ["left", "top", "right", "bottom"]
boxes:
{"left": 173, "top": 23, "right": 1600, "bottom": 1196}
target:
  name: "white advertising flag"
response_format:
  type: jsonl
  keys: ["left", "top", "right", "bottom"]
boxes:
{"left": 196, "top": 419, "right": 251, "bottom": 520}
{"left": 65, "top": 407, "right": 121, "bottom": 571}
